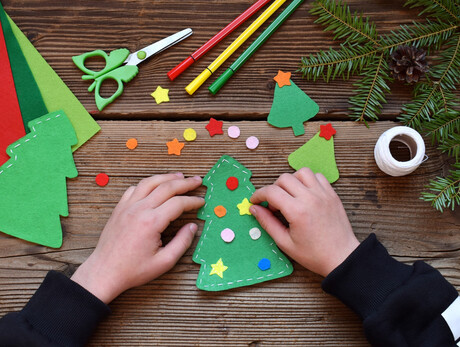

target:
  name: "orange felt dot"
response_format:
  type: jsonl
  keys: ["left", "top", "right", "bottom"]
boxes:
{"left": 96, "top": 173, "right": 109, "bottom": 187}
{"left": 126, "top": 138, "right": 138, "bottom": 150}
{"left": 214, "top": 205, "right": 227, "bottom": 218}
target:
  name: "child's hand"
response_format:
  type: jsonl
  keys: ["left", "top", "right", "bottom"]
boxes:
{"left": 250, "top": 168, "right": 359, "bottom": 277}
{"left": 71, "top": 173, "right": 204, "bottom": 304}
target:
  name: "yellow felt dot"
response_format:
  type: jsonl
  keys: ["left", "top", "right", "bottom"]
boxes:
{"left": 214, "top": 205, "right": 227, "bottom": 218}
{"left": 183, "top": 128, "right": 197, "bottom": 142}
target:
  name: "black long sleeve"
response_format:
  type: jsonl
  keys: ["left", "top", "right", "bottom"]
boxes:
{"left": 0, "top": 271, "right": 110, "bottom": 346}
{"left": 322, "top": 233, "right": 459, "bottom": 346}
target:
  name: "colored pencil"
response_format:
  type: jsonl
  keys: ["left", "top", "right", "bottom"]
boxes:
{"left": 167, "top": 0, "right": 272, "bottom": 81}
{"left": 209, "top": 0, "right": 304, "bottom": 95}
{"left": 185, "top": 0, "right": 287, "bottom": 95}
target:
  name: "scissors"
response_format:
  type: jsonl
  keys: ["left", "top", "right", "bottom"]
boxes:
{"left": 72, "top": 28, "right": 193, "bottom": 111}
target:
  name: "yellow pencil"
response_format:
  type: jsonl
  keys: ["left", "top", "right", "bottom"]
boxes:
{"left": 186, "top": 0, "right": 286, "bottom": 95}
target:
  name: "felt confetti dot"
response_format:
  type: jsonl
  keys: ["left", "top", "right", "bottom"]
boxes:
{"left": 126, "top": 138, "right": 138, "bottom": 150}
{"left": 273, "top": 70, "right": 291, "bottom": 88}
{"left": 95, "top": 173, "right": 109, "bottom": 187}
{"left": 220, "top": 228, "right": 235, "bottom": 243}
{"left": 237, "top": 198, "right": 253, "bottom": 216}
{"left": 210, "top": 258, "right": 228, "bottom": 278}
{"left": 249, "top": 227, "right": 261, "bottom": 240}
{"left": 246, "top": 136, "right": 259, "bottom": 150}
{"left": 227, "top": 126, "right": 240, "bottom": 139}
{"left": 137, "top": 50, "right": 147, "bottom": 60}
{"left": 258, "top": 258, "right": 271, "bottom": 271}
{"left": 166, "top": 138, "right": 185, "bottom": 156}
{"left": 183, "top": 128, "right": 197, "bottom": 142}
{"left": 319, "top": 123, "right": 337, "bottom": 140}
{"left": 226, "top": 176, "right": 239, "bottom": 191}
{"left": 205, "top": 117, "right": 223, "bottom": 137}
{"left": 214, "top": 205, "right": 227, "bottom": 218}
{"left": 151, "top": 86, "right": 170, "bottom": 104}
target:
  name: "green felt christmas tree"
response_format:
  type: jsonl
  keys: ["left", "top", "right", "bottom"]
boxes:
{"left": 267, "top": 73, "right": 319, "bottom": 136}
{"left": 193, "top": 155, "right": 293, "bottom": 291}
{"left": 0, "top": 111, "right": 78, "bottom": 248}
{"left": 288, "top": 123, "right": 339, "bottom": 183}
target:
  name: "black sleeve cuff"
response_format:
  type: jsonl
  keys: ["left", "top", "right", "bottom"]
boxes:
{"left": 321, "top": 233, "right": 413, "bottom": 320}
{"left": 21, "top": 271, "right": 110, "bottom": 347}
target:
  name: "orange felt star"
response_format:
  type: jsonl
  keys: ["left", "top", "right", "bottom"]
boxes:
{"left": 273, "top": 70, "right": 291, "bottom": 88}
{"left": 319, "top": 123, "right": 337, "bottom": 140}
{"left": 166, "top": 138, "right": 185, "bottom": 156}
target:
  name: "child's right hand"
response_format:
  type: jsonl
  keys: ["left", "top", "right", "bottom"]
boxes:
{"left": 250, "top": 168, "right": 359, "bottom": 277}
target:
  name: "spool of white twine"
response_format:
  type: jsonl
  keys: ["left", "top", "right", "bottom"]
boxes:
{"left": 374, "top": 126, "right": 426, "bottom": 176}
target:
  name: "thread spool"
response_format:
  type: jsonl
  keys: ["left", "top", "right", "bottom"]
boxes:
{"left": 374, "top": 126, "right": 425, "bottom": 176}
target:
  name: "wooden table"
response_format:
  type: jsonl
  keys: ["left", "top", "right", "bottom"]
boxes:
{"left": 1, "top": 1, "right": 459, "bottom": 345}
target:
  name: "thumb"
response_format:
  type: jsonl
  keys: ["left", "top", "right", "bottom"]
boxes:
{"left": 155, "top": 223, "right": 198, "bottom": 273}
{"left": 250, "top": 205, "right": 291, "bottom": 251}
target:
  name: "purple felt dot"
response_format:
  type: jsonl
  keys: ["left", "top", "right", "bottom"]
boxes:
{"left": 227, "top": 126, "right": 240, "bottom": 139}
{"left": 258, "top": 258, "right": 271, "bottom": 271}
{"left": 246, "top": 136, "right": 259, "bottom": 149}
{"left": 221, "top": 228, "right": 235, "bottom": 243}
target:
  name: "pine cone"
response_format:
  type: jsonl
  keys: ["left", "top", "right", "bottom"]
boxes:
{"left": 389, "top": 45, "right": 429, "bottom": 83}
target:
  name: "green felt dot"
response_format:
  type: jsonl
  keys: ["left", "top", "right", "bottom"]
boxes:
{"left": 137, "top": 51, "right": 147, "bottom": 60}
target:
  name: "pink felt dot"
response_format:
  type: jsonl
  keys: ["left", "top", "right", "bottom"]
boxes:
{"left": 227, "top": 126, "right": 240, "bottom": 139}
{"left": 220, "top": 228, "right": 235, "bottom": 243}
{"left": 246, "top": 136, "right": 259, "bottom": 149}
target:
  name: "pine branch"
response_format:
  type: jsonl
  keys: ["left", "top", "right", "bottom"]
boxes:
{"left": 421, "top": 163, "right": 460, "bottom": 212}
{"left": 380, "top": 20, "right": 458, "bottom": 52}
{"left": 404, "top": 0, "right": 460, "bottom": 22}
{"left": 299, "top": 44, "right": 376, "bottom": 81}
{"left": 429, "top": 33, "right": 460, "bottom": 90}
{"left": 424, "top": 109, "right": 460, "bottom": 142}
{"left": 349, "top": 54, "right": 391, "bottom": 123}
{"left": 438, "top": 133, "right": 460, "bottom": 159}
{"left": 310, "top": 0, "right": 379, "bottom": 46}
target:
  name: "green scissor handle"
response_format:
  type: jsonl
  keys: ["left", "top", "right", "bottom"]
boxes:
{"left": 72, "top": 48, "right": 139, "bottom": 110}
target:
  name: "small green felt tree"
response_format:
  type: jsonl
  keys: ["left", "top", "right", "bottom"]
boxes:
{"left": 193, "top": 155, "right": 293, "bottom": 291}
{"left": 0, "top": 111, "right": 78, "bottom": 248}
{"left": 267, "top": 79, "right": 319, "bottom": 136}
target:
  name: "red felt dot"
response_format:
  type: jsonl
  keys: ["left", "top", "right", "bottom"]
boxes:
{"left": 96, "top": 173, "right": 109, "bottom": 187}
{"left": 226, "top": 176, "right": 239, "bottom": 191}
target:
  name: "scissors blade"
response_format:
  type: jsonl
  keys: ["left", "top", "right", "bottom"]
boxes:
{"left": 124, "top": 28, "right": 193, "bottom": 66}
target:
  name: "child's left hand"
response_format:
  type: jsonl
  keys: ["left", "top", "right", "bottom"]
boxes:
{"left": 71, "top": 173, "right": 204, "bottom": 304}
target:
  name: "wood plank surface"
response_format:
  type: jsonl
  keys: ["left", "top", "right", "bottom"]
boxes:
{"left": 1, "top": 0, "right": 459, "bottom": 345}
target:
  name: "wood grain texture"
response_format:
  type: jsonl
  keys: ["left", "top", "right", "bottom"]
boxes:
{"left": 0, "top": 120, "right": 458, "bottom": 346}
{"left": 3, "top": 0, "right": 423, "bottom": 120}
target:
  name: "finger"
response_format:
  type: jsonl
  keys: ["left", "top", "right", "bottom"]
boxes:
{"left": 250, "top": 185, "right": 294, "bottom": 211}
{"left": 153, "top": 223, "right": 198, "bottom": 272}
{"left": 144, "top": 176, "right": 202, "bottom": 208}
{"left": 249, "top": 205, "right": 292, "bottom": 252}
{"left": 130, "top": 173, "right": 184, "bottom": 202}
{"left": 119, "top": 185, "right": 136, "bottom": 203}
{"left": 294, "top": 167, "right": 321, "bottom": 188}
{"left": 274, "top": 173, "right": 308, "bottom": 197}
{"left": 154, "top": 196, "right": 205, "bottom": 231}
{"left": 314, "top": 173, "right": 335, "bottom": 193}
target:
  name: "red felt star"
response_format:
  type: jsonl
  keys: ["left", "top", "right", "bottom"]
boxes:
{"left": 273, "top": 70, "right": 291, "bottom": 88}
{"left": 166, "top": 138, "right": 185, "bottom": 156}
{"left": 319, "top": 123, "right": 337, "bottom": 140}
{"left": 205, "top": 117, "right": 223, "bottom": 137}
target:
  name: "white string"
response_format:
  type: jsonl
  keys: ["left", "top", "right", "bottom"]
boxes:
{"left": 374, "top": 126, "right": 426, "bottom": 177}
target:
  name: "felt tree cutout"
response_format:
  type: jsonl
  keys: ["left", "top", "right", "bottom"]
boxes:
{"left": 267, "top": 71, "right": 319, "bottom": 136}
{"left": 0, "top": 111, "right": 78, "bottom": 248}
{"left": 193, "top": 155, "right": 293, "bottom": 291}
{"left": 288, "top": 123, "right": 339, "bottom": 183}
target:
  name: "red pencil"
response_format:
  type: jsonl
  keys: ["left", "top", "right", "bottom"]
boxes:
{"left": 167, "top": 0, "right": 272, "bottom": 81}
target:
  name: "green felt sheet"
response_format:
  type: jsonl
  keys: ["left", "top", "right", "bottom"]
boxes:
{"left": 267, "top": 80, "right": 319, "bottom": 136}
{"left": 0, "top": 3, "right": 48, "bottom": 130}
{"left": 288, "top": 132, "right": 339, "bottom": 183}
{"left": 194, "top": 155, "right": 293, "bottom": 291}
{"left": 0, "top": 111, "right": 78, "bottom": 248}
{"left": 8, "top": 15, "right": 100, "bottom": 152}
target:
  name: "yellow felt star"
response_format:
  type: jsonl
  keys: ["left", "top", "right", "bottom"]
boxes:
{"left": 151, "top": 86, "right": 170, "bottom": 104}
{"left": 209, "top": 258, "right": 228, "bottom": 278}
{"left": 273, "top": 70, "right": 291, "bottom": 88}
{"left": 237, "top": 198, "right": 253, "bottom": 216}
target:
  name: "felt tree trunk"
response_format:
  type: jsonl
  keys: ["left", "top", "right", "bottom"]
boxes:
{"left": 193, "top": 155, "right": 293, "bottom": 291}
{"left": 0, "top": 111, "right": 78, "bottom": 248}
{"left": 267, "top": 79, "right": 319, "bottom": 136}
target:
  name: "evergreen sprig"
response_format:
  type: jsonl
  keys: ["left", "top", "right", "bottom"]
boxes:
{"left": 300, "top": 0, "right": 460, "bottom": 211}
